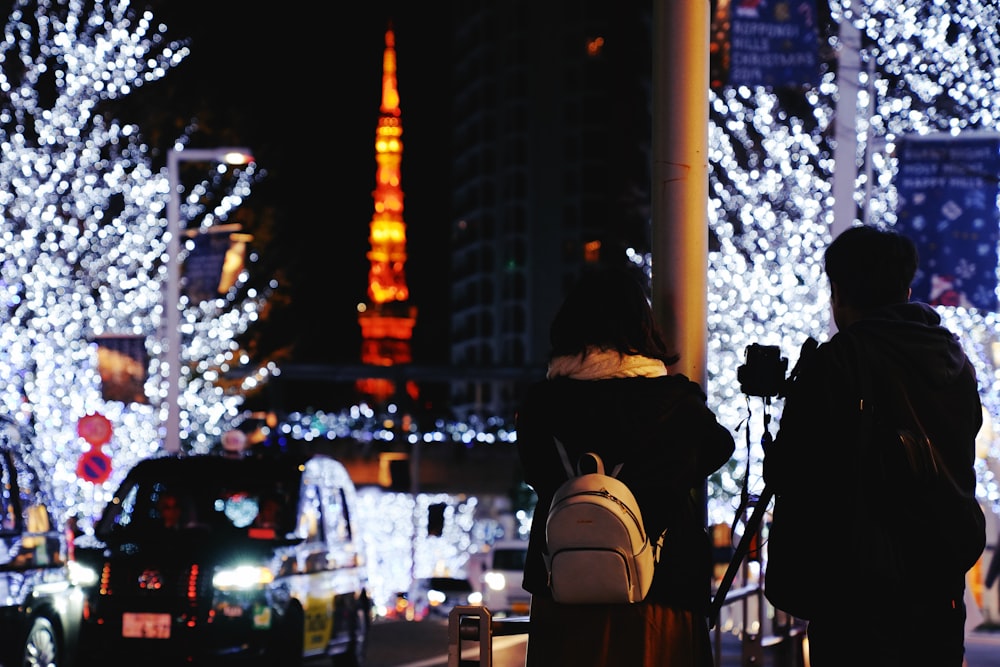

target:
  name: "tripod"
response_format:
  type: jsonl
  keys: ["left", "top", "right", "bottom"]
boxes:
{"left": 709, "top": 396, "right": 774, "bottom": 630}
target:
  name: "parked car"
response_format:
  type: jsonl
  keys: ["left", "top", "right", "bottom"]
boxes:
{"left": 0, "top": 416, "right": 83, "bottom": 667}
{"left": 73, "top": 446, "right": 372, "bottom": 666}
{"left": 477, "top": 540, "right": 530, "bottom": 617}
{"left": 408, "top": 576, "right": 481, "bottom": 620}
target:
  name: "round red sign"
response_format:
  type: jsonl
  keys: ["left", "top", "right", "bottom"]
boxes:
{"left": 77, "top": 413, "right": 113, "bottom": 447}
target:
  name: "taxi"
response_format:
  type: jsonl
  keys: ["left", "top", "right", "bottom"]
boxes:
{"left": 73, "top": 444, "right": 372, "bottom": 666}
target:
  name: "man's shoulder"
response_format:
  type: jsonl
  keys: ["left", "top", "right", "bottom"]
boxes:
{"left": 779, "top": 335, "right": 863, "bottom": 406}
{"left": 809, "top": 331, "right": 874, "bottom": 375}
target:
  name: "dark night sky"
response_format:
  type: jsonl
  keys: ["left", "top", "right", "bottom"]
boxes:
{"left": 153, "top": 3, "right": 455, "bottom": 371}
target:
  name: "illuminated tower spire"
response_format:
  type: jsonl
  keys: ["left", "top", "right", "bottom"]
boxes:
{"left": 358, "top": 22, "right": 417, "bottom": 404}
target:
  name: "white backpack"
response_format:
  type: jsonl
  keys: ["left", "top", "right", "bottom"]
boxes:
{"left": 543, "top": 438, "right": 665, "bottom": 604}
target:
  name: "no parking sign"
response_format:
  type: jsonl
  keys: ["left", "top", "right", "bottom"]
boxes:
{"left": 76, "top": 448, "right": 112, "bottom": 484}
{"left": 76, "top": 413, "right": 113, "bottom": 484}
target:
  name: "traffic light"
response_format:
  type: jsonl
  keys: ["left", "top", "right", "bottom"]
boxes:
{"left": 428, "top": 503, "right": 446, "bottom": 536}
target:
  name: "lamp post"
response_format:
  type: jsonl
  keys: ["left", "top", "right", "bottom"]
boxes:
{"left": 164, "top": 147, "right": 254, "bottom": 453}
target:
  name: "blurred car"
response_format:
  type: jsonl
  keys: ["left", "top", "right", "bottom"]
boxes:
{"left": 0, "top": 416, "right": 84, "bottom": 667}
{"left": 478, "top": 540, "right": 530, "bottom": 617}
{"left": 408, "top": 576, "right": 481, "bottom": 620}
{"left": 72, "top": 447, "right": 372, "bottom": 667}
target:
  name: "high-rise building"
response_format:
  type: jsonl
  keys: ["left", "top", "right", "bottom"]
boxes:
{"left": 448, "top": 1, "right": 653, "bottom": 420}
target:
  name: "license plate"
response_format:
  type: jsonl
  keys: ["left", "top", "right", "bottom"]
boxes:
{"left": 122, "top": 612, "right": 171, "bottom": 639}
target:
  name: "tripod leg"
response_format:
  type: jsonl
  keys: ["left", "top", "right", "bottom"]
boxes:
{"left": 709, "top": 486, "right": 773, "bottom": 628}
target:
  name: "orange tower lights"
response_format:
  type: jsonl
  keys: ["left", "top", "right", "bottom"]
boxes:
{"left": 358, "top": 24, "right": 418, "bottom": 404}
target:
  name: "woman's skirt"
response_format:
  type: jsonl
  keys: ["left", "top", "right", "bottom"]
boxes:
{"left": 525, "top": 596, "right": 714, "bottom": 667}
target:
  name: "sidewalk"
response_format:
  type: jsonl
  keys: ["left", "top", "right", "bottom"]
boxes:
{"left": 712, "top": 627, "right": 1000, "bottom": 666}
{"left": 965, "top": 626, "right": 1000, "bottom": 667}
{"left": 440, "top": 611, "right": 1000, "bottom": 667}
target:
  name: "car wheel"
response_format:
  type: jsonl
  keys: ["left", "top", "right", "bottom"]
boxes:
{"left": 332, "top": 597, "right": 370, "bottom": 667}
{"left": 23, "top": 617, "right": 58, "bottom": 667}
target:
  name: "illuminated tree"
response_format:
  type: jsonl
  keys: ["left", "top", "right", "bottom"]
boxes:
{"left": 0, "top": 0, "right": 263, "bottom": 521}
{"left": 705, "top": 0, "right": 1000, "bottom": 519}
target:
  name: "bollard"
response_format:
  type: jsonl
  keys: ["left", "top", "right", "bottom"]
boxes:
{"left": 448, "top": 605, "right": 531, "bottom": 667}
{"left": 449, "top": 605, "right": 494, "bottom": 667}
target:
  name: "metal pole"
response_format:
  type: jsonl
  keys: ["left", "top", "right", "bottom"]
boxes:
{"left": 831, "top": 8, "right": 861, "bottom": 241}
{"left": 165, "top": 149, "right": 182, "bottom": 454}
{"left": 163, "top": 147, "right": 253, "bottom": 454}
{"left": 829, "top": 3, "right": 862, "bottom": 340}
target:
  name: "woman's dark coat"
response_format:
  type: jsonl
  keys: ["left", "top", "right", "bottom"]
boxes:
{"left": 516, "top": 373, "right": 736, "bottom": 614}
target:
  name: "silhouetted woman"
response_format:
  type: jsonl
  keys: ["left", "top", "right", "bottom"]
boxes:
{"left": 516, "top": 266, "right": 735, "bottom": 667}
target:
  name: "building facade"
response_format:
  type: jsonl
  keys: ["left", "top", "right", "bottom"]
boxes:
{"left": 448, "top": 0, "right": 653, "bottom": 420}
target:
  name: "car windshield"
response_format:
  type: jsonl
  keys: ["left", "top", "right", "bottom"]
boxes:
{"left": 492, "top": 547, "right": 527, "bottom": 570}
{"left": 426, "top": 577, "right": 472, "bottom": 592}
{"left": 101, "top": 478, "right": 296, "bottom": 538}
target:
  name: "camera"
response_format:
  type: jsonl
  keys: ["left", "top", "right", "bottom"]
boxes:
{"left": 737, "top": 344, "right": 788, "bottom": 398}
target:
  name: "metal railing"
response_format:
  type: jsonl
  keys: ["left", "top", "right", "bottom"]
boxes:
{"left": 713, "top": 583, "right": 808, "bottom": 667}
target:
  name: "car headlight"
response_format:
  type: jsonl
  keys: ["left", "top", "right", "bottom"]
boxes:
{"left": 468, "top": 591, "right": 483, "bottom": 605}
{"left": 484, "top": 571, "right": 507, "bottom": 592}
{"left": 213, "top": 565, "right": 274, "bottom": 591}
{"left": 68, "top": 560, "right": 100, "bottom": 587}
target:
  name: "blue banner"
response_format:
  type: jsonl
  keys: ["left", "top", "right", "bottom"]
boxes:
{"left": 894, "top": 134, "right": 1000, "bottom": 312}
{"left": 711, "top": 0, "right": 820, "bottom": 89}
{"left": 184, "top": 232, "right": 230, "bottom": 303}
{"left": 184, "top": 231, "right": 249, "bottom": 302}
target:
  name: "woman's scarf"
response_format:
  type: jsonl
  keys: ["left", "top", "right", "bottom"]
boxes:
{"left": 546, "top": 347, "right": 667, "bottom": 380}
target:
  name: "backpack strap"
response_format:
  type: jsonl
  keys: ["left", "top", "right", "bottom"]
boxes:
{"left": 554, "top": 437, "right": 622, "bottom": 478}
{"left": 553, "top": 437, "right": 575, "bottom": 478}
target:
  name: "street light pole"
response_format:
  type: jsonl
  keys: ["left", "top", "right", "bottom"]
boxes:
{"left": 164, "top": 147, "right": 253, "bottom": 453}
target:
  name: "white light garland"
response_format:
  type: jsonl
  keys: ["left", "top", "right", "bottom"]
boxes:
{"left": 0, "top": 0, "right": 264, "bottom": 524}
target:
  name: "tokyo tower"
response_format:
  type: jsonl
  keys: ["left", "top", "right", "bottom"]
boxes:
{"left": 357, "top": 22, "right": 417, "bottom": 404}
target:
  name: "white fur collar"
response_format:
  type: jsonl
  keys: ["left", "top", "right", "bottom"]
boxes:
{"left": 546, "top": 348, "right": 667, "bottom": 380}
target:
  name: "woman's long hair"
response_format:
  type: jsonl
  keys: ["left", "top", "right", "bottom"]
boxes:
{"left": 548, "top": 266, "right": 678, "bottom": 365}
